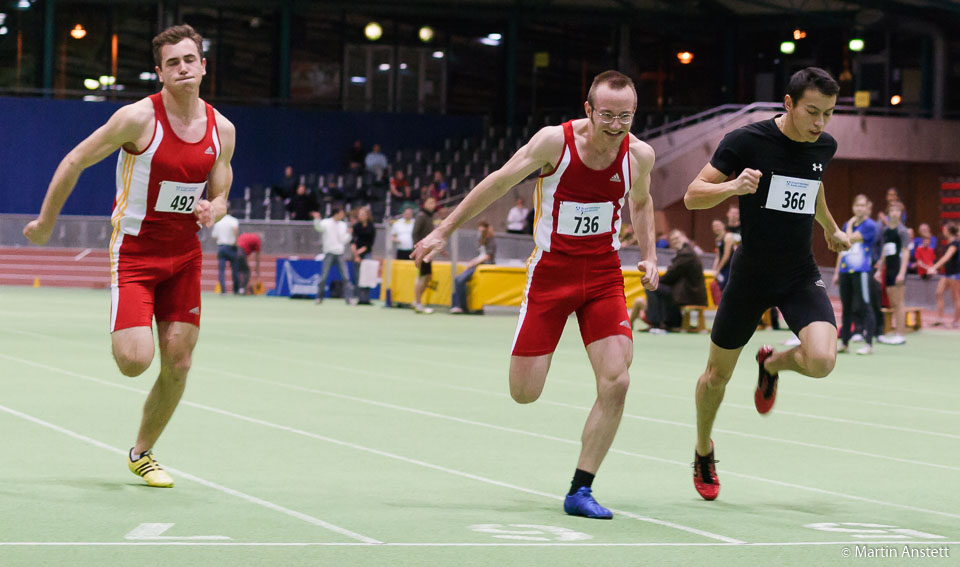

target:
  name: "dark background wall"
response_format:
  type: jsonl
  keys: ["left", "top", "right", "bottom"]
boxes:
{"left": 0, "top": 96, "right": 482, "bottom": 215}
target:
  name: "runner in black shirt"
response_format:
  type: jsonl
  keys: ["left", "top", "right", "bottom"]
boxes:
{"left": 683, "top": 67, "right": 851, "bottom": 501}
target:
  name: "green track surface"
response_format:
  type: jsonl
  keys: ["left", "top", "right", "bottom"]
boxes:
{"left": 1, "top": 286, "right": 957, "bottom": 566}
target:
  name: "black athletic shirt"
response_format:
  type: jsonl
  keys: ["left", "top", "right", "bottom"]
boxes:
{"left": 709, "top": 117, "right": 838, "bottom": 265}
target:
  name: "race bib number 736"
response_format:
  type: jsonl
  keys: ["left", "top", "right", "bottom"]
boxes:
{"left": 155, "top": 180, "right": 206, "bottom": 214}
{"left": 764, "top": 174, "right": 818, "bottom": 215}
{"left": 556, "top": 201, "right": 614, "bottom": 236}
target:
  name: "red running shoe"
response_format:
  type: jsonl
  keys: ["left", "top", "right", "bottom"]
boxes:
{"left": 755, "top": 345, "right": 779, "bottom": 415}
{"left": 692, "top": 443, "right": 720, "bottom": 501}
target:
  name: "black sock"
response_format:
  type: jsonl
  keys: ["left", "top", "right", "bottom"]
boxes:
{"left": 569, "top": 469, "right": 595, "bottom": 495}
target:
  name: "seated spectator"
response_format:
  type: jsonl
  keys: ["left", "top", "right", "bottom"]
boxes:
{"left": 391, "top": 207, "right": 416, "bottom": 260}
{"left": 364, "top": 143, "right": 388, "bottom": 177}
{"left": 450, "top": 221, "right": 496, "bottom": 314}
{"left": 275, "top": 165, "right": 297, "bottom": 199}
{"left": 344, "top": 140, "right": 365, "bottom": 173}
{"left": 390, "top": 170, "right": 414, "bottom": 203}
{"left": 644, "top": 229, "right": 707, "bottom": 333}
{"left": 506, "top": 198, "right": 529, "bottom": 234}
{"left": 430, "top": 171, "right": 448, "bottom": 201}
{"left": 287, "top": 183, "right": 317, "bottom": 221}
{"left": 237, "top": 231, "right": 262, "bottom": 294}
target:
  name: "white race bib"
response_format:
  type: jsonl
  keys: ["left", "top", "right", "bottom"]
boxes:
{"left": 882, "top": 242, "right": 898, "bottom": 257}
{"left": 556, "top": 201, "right": 614, "bottom": 236}
{"left": 155, "top": 180, "right": 205, "bottom": 214}
{"left": 764, "top": 174, "right": 818, "bottom": 215}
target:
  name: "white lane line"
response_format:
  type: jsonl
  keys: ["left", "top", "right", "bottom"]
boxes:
{"left": 0, "top": 401, "right": 381, "bottom": 545}
{"left": 4, "top": 327, "right": 958, "bottom": 471}
{"left": 0, "top": 352, "right": 741, "bottom": 545}
{"left": 211, "top": 336, "right": 960, "bottom": 437}
{"left": 189, "top": 366, "right": 960, "bottom": 522}
{"left": 199, "top": 365, "right": 960, "bottom": 474}
{"left": 73, "top": 249, "right": 93, "bottom": 261}
{"left": 0, "top": 541, "right": 958, "bottom": 547}
{"left": 6, "top": 327, "right": 956, "bottom": 471}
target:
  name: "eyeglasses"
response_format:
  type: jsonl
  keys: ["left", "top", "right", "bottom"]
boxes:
{"left": 594, "top": 110, "right": 634, "bottom": 125}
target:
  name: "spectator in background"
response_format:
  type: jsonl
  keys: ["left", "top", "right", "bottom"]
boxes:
{"left": 276, "top": 165, "right": 297, "bottom": 199}
{"left": 929, "top": 223, "right": 960, "bottom": 327}
{"left": 287, "top": 183, "right": 317, "bottom": 221}
{"left": 390, "top": 170, "right": 414, "bottom": 207}
{"left": 644, "top": 229, "right": 707, "bottom": 333}
{"left": 210, "top": 212, "right": 240, "bottom": 295}
{"left": 365, "top": 143, "right": 389, "bottom": 178}
{"left": 237, "top": 231, "right": 262, "bottom": 295}
{"left": 506, "top": 197, "right": 529, "bottom": 234}
{"left": 725, "top": 205, "right": 742, "bottom": 243}
{"left": 391, "top": 206, "right": 416, "bottom": 260}
{"left": 876, "top": 201, "right": 911, "bottom": 345}
{"left": 431, "top": 171, "right": 449, "bottom": 201}
{"left": 344, "top": 139, "right": 365, "bottom": 173}
{"left": 913, "top": 223, "right": 938, "bottom": 278}
{"left": 655, "top": 231, "right": 669, "bottom": 249}
{"left": 313, "top": 207, "right": 354, "bottom": 304}
{"left": 450, "top": 220, "right": 497, "bottom": 314}
{"left": 352, "top": 206, "right": 377, "bottom": 305}
{"left": 524, "top": 206, "right": 535, "bottom": 234}
{"left": 711, "top": 219, "right": 736, "bottom": 291}
{"left": 833, "top": 194, "right": 878, "bottom": 354}
{"left": 412, "top": 197, "right": 437, "bottom": 314}
{"left": 877, "top": 187, "right": 906, "bottom": 226}
{"left": 618, "top": 224, "right": 635, "bottom": 246}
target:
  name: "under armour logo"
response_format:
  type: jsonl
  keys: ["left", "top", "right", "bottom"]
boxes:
{"left": 204, "top": 146, "right": 215, "bottom": 155}
{"left": 609, "top": 173, "right": 621, "bottom": 183}
{"left": 814, "top": 279, "right": 825, "bottom": 288}
{"left": 812, "top": 163, "right": 823, "bottom": 172}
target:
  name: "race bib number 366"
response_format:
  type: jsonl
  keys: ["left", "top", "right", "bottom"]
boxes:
{"left": 556, "top": 201, "right": 614, "bottom": 236}
{"left": 156, "top": 180, "right": 206, "bottom": 214}
{"left": 764, "top": 174, "right": 818, "bottom": 215}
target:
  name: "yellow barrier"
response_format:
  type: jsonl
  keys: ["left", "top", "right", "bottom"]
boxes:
{"left": 388, "top": 260, "right": 716, "bottom": 310}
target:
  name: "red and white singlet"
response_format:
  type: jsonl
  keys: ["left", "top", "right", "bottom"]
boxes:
{"left": 532, "top": 120, "right": 632, "bottom": 256}
{"left": 108, "top": 93, "right": 221, "bottom": 331}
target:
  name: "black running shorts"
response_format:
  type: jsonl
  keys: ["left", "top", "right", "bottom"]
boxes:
{"left": 710, "top": 249, "right": 836, "bottom": 350}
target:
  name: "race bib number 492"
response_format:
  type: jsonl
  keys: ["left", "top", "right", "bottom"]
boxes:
{"left": 556, "top": 201, "right": 614, "bottom": 236}
{"left": 155, "top": 180, "right": 206, "bottom": 214}
{"left": 764, "top": 174, "right": 818, "bottom": 215}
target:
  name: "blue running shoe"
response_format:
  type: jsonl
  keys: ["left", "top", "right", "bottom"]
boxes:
{"left": 563, "top": 487, "right": 613, "bottom": 519}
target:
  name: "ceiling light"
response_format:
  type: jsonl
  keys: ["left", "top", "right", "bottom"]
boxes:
{"left": 890, "top": 94, "right": 902, "bottom": 106}
{"left": 793, "top": 29, "right": 807, "bottom": 40}
{"left": 419, "top": 26, "right": 434, "bottom": 43}
{"left": 432, "top": 51, "right": 444, "bottom": 59}
{"left": 780, "top": 41, "right": 796, "bottom": 55}
{"left": 70, "top": 24, "right": 87, "bottom": 39}
{"left": 676, "top": 51, "right": 693, "bottom": 65}
{"left": 378, "top": 63, "right": 391, "bottom": 71}
{"left": 83, "top": 78, "right": 100, "bottom": 90}
{"left": 365, "top": 22, "right": 382, "bottom": 41}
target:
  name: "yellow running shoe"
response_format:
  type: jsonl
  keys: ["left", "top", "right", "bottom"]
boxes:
{"left": 128, "top": 449, "right": 174, "bottom": 488}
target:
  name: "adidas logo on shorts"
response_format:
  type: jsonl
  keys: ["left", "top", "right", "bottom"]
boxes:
{"left": 204, "top": 146, "right": 215, "bottom": 155}
{"left": 609, "top": 173, "right": 621, "bottom": 183}
{"left": 189, "top": 306, "right": 200, "bottom": 315}
{"left": 620, "top": 320, "right": 631, "bottom": 328}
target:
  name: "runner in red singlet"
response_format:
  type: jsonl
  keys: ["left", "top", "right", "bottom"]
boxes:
{"left": 413, "top": 71, "right": 658, "bottom": 519}
{"left": 24, "top": 25, "right": 236, "bottom": 488}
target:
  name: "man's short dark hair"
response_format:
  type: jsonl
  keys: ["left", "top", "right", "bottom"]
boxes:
{"left": 331, "top": 206, "right": 343, "bottom": 216}
{"left": 786, "top": 67, "right": 839, "bottom": 103}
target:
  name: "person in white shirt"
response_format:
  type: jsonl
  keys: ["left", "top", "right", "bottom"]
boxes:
{"left": 506, "top": 197, "right": 529, "bottom": 234}
{"left": 391, "top": 206, "right": 416, "bottom": 260}
{"left": 210, "top": 213, "right": 240, "bottom": 294}
{"left": 313, "top": 207, "right": 354, "bottom": 303}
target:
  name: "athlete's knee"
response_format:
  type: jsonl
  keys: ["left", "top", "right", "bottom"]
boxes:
{"left": 803, "top": 351, "right": 835, "bottom": 378}
{"left": 115, "top": 355, "right": 151, "bottom": 377}
{"left": 510, "top": 381, "right": 541, "bottom": 404}
{"left": 598, "top": 372, "right": 629, "bottom": 405}
{"left": 702, "top": 362, "right": 734, "bottom": 389}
